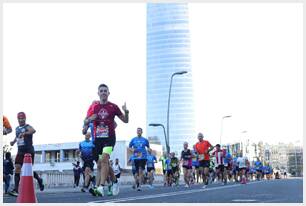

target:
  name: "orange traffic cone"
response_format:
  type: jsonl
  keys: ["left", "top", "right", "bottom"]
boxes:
{"left": 16, "top": 153, "right": 38, "bottom": 203}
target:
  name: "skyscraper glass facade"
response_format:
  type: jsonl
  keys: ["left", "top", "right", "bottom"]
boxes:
{"left": 147, "top": 3, "right": 195, "bottom": 154}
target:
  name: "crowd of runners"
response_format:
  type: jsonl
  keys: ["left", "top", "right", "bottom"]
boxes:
{"left": 3, "top": 83, "right": 277, "bottom": 198}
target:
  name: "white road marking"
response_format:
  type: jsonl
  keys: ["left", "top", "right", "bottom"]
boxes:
{"left": 89, "top": 181, "right": 264, "bottom": 203}
{"left": 232, "top": 199, "right": 257, "bottom": 202}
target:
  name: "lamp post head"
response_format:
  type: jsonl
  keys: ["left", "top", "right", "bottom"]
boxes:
{"left": 149, "top": 123, "right": 162, "bottom": 127}
{"left": 173, "top": 71, "right": 188, "bottom": 76}
{"left": 223, "top": 115, "right": 232, "bottom": 119}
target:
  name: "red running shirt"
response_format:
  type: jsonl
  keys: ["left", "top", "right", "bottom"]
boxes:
{"left": 195, "top": 140, "right": 212, "bottom": 161}
{"left": 87, "top": 101, "right": 123, "bottom": 139}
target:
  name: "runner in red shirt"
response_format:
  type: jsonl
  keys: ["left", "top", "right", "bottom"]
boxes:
{"left": 83, "top": 84, "right": 129, "bottom": 197}
{"left": 194, "top": 132, "right": 214, "bottom": 188}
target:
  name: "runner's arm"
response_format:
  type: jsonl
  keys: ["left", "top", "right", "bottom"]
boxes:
{"left": 118, "top": 102, "right": 129, "bottom": 123}
{"left": 24, "top": 125, "right": 36, "bottom": 136}
{"left": 208, "top": 145, "right": 215, "bottom": 153}
{"left": 10, "top": 137, "right": 17, "bottom": 146}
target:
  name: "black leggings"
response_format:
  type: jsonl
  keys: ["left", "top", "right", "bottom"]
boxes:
{"left": 74, "top": 175, "right": 80, "bottom": 186}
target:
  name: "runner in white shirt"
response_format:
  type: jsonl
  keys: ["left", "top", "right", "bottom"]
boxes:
{"left": 112, "top": 158, "right": 121, "bottom": 181}
{"left": 211, "top": 144, "right": 226, "bottom": 185}
{"left": 237, "top": 153, "right": 248, "bottom": 184}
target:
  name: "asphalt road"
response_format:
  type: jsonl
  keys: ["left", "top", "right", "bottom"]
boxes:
{"left": 3, "top": 178, "right": 303, "bottom": 203}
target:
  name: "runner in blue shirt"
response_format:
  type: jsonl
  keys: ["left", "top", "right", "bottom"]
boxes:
{"left": 79, "top": 132, "right": 95, "bottom": 192}
{"left": 146, "top": 149, "right": 157, "bottom": 188}
{"left": 249, "top": 166, "right": 256, "bottom": 181}
{"left": 128, "top": 127, "right": 150, "bottom": 191}
{"left": 165, "top": 155, "right": 173, "bottom": 186}
{"left": 262, "top": 165, "right": 268, "bottom": 180}
{"left": 223, "top": 149, "right": 232, "bottom": 183}
{"left": 254, "top": 158, "right": 263, "bottom": 181}
{"left": 191, "top": 150, "right": 200, "bottom": 184}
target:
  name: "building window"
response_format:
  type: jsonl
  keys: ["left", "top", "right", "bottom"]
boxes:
{"left": 55, "top": 151, "right": 60, "bottom": 162}
{"left": 64, "top": 150, "right": 70, "bottom": 162}
{"left": 34, "top": 152, "right": 42, "bottom": 164}
{"left": 45, "top": 152, "right": 51, "bottom": 162}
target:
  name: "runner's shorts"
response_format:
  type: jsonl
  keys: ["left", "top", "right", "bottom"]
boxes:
{"left": 183, "top": 165, "right": 192, "bottom": 170}
{"left": 147, "top": 167, "right": 155, "bottom": 173}
{"left": 134, "top": 159, "right": 147, "bottom": 172}
{"left": 233, "top": 166, "right": 239, "bottom": 174}
{"left": 93, "top": 138, "right": 116, "bottom": 162}
{"left": 239, "top": 167, "right": 247, "bottom": 172}
{"left": 82, "top": 159, "right": 94, "bottom": 171}
{"left": 215, "top": 165, "right": 225, "bottom": 172}
{"left": 172, "top": 166, "right": 179, "bottom": 174}
{"left": 199, "top": 160, "right": 210, "bottom": 168}
{"left": 225, "top": 165, "right": 232, "bottom": 171}
{"left": 115, "top": 173, "right": 121, "bottom": 179}
{"left": 15, "top": 150, "right": 35, "bottom": 166}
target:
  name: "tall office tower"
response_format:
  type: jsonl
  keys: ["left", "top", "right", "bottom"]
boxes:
{"left": 147, "top": 3, "right": 195, "bottom": 154}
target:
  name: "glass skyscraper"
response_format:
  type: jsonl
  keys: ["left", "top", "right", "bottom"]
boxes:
{"left": 147, "top": 3, "right": 195, "bottom": 154}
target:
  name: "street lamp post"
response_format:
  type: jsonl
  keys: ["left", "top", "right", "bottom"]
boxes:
{"left": 166, "top": 71, "right": 188, "bottom": 153}
{"left": 242, "top": 131, "right": 248, "bottom": 156}
{"left": 295, "top": 147, "right": 298, "bottom": 176}
{"left": 219, "top": 115, "right": 232, "bottom": 145}
{"left": 149, "top": 123, "right": 170, "bottom": 154}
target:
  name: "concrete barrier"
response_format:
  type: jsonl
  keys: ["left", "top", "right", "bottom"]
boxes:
{"left": 35, "top": 172, "right": 166, "bottom": 188}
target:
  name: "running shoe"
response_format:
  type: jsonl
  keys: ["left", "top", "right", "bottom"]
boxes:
{"left": 107, "top": 186, "right": 113, "bottom": 196}
{"left": 185, "top": 184, "right": 189, "bottom": 188}
{"left": 81, "top": 187, "right": 88, "bottom": 192}
{"left": 89, "top": 187, "right": 98, "bottom": 197}
{"left": 202, "top": 185, "right": 207, "bottom": 189}
{"left": 8, "top": 190, "right": 18, "bottom": 197}
{"left": 112, "top": 183, "right": 119, "bottom": 196}
{"left": 137, "top": 185, "right": 142, "bottom": 191}
{"left": 96, "top": 186, "right": 105, "bottom": 196}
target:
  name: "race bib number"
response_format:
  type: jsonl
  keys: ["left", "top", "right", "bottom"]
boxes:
{"left": 172, "top": 163, "right": 177, "bottom": 167}
{"left": 147, "top": 163, "right": 153, "bottom": 168}
{"left": 96, "top": 125, "right": 109, "bottom": 138}
{"left": 135, "top": 151, "right": 142, "bottom": 158}
{"left": 17, "top": 138, "right": 25, "bottom": 146}
{"left": 198, "top": 154, "right": 205, "bottom": 161}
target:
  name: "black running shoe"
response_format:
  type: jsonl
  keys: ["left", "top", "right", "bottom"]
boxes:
{"left": 89, "top": 187, "right": 99, "bottom": 196}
